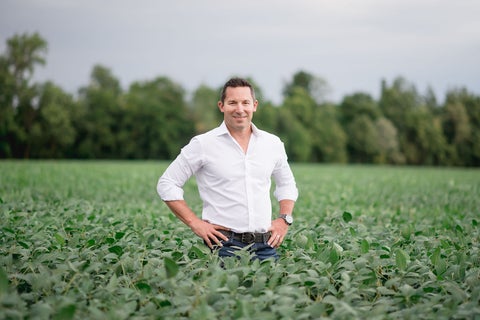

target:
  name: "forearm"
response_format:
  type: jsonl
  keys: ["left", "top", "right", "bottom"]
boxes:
{"left": 163, "top": 199, "right": 229, "bottom": 248}
{"left": 279, "top": 199, "right": 295, "bottom": 215}
{"left": 164, "top": 200, "right": 202, "bottom": 228}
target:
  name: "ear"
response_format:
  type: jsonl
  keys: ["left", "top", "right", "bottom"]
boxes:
{"left": 253, "top": 100, "right": 258, "bottom": 112}
{"left": 217, "top": 101, "right": 224, "bottom": 113}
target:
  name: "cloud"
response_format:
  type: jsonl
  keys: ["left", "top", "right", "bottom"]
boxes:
{"left": 1, "top": 0, "right": 479, "bottom": 103}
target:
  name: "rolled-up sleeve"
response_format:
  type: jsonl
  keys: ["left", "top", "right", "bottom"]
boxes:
{"left": 157, "top": 138, "right": 202, "bottom": 201}
{"left": 272, "top": 143, "right": 298, "bottom": 202}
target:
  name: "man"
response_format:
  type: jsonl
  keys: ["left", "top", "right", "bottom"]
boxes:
{"left": 157, "top": 77, "right": 298, "bottom": 260}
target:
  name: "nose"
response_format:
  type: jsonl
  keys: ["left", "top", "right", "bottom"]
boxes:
{"left": 234, "top": 103, "right": 244, "bottom": 113}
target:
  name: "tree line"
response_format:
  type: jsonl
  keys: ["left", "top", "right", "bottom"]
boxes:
{"left": 1, "top": 33, "right": 479, "bottom": 166}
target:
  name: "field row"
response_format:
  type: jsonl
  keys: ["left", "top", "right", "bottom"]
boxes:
{"left": 1, "top": 161, "right": 479, "bottom": 319}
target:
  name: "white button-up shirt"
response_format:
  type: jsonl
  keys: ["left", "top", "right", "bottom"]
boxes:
{"left": 157, "top": 122, "right": 298, "bottom": 233}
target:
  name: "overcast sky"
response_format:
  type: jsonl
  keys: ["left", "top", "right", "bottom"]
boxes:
{"left": 1, "top": 0, "right": 479, "bottom": 104}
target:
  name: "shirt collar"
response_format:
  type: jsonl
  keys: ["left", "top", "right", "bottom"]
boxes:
{"left": 216, "top": 121, "right": 260, "bottom": 137}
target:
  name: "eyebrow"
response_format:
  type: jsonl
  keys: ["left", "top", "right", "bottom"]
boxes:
{"left": 227, "top": 98, "right": 252, "bottom": 102}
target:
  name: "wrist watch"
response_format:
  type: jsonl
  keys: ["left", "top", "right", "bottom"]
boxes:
{"left": 279, "top": 214, "right": 293, "bottom": 225}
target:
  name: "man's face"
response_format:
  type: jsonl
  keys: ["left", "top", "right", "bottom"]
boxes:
{"left": 218, "top": 86, "right": 258, "bottom": 133}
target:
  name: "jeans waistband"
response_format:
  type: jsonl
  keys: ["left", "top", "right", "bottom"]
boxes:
{"left": 219, "top": 230, "right": 271, "bottom": 244}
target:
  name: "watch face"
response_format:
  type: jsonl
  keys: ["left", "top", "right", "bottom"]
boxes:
{"left": 285, "top": 215, "right": 293, "bottom": 224}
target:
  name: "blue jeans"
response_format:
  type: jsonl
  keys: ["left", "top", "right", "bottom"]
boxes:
{"left": 214, "top": 238, "right": 279, "bottom": 261}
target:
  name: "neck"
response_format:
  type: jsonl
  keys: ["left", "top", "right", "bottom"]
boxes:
{"left": 225, "top": 123, "right": 252, "bottom": 153}
{"left": 225, "top": 123, "right": 252, "bottom": 138}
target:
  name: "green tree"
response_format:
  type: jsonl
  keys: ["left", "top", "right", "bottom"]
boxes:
{"left": 277, "top": 107, "right": 311, "bottom": 162}
{"left": 443, "top": 102, "right": 471, "bottom": 145}
{"left": 0, "top": 56, "right": 17, "bottom": 157}
{"left": 379, "top": 77, "right": 449, "bottom": 165}
{"left": 283, "top": 70, "right": 331, "bottom": 104}
{"left": 441, "top": 102, "right": 471, "bottom": 165}
{"left": 379, "top": 77, "right": 421, "bottom": 131}
{"left": 0, "top": 32, "right": 47, "bottom": 158}
{"left": 281, "top": 83, "right": 347, "bottom": 163}
{"left": 280, "top": 87, "right": 316, "bottom": 161}
{"left": 339, "top": 92, "right": 381, "bottom": 125}
{"left": 345, "top": 115, "right": 379, "bottom": 163}
{"left": 75, "top": 65, "right": 122, "bottom": 158}
{"left": 339, "top": 92, "right": 385, "bottom": 163}
{"left": 311, "top": 104, "right": 348, "bottom": 163}
{"left": 282, "top": 87, "right": 316, "bottom": 127}
{"left": 444, "top": 88, "right": 480, "bottom": 166}
{"left": 424, "top": 86, "right": 439, "bottom": 114}
{"left": 374, "top": 117, "right": 404, "bottom": 164}
{"left": 402, "top": 107, "right": 448, "bottom": 165}
{"left": 30, "top": 82, "right": 76, "bottom": 158}
{"left": 122, "top": 77, "right": 194, "bottom": 159}
{"left": 191, "top": 84, "right": 222, "bottom": 134}
{"left": 254, "top": 101, "right": 279, "bottom": 135}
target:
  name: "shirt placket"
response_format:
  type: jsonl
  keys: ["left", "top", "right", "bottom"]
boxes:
{"left": 244, "top": 135, "right": 256, "bottom": 230}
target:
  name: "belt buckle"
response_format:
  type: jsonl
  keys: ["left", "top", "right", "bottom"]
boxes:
{"left": 241, "top": 232, "right": 256, "bottom": 244}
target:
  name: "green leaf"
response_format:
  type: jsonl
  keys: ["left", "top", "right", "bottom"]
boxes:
{"left": 329, "top": 248, "right": 339, "bottom": 264}
{"left": 0, "top": 267, "right": 8, "bottom": 294}
{"left": 395, "top": 249, "right": 409, "bottom": 271}
{"left": 18, "top": 241, "right": 29, "bottom": 249}
{"left": 54, "top": 233, "right": 65, "bottom": 246}
{"left": 53, "top": 304, "right": 76, "bottom": 320}
{"left": 172, "top": 251, "right": 183, "bottom": 261}
{"left": 430, "top": 247, "right": 441, "bottom": 265}
{"left": 189, "top": 245, "right": 206, "bottom": 259}
{"left": 430, "top": 247, "right": 447, "bottom": 277}
{"left": 349, "top": 227, "right": 357, "bottom": 236}
{"left": 3, "top": 227, "right": 14, "bottom": 234}
{"left": 304, "top": 303, "right": 326, "bottom": 317}
{"left": 135, "top": 282, "right": 152, "bottom": 293}
{"left": 106, "top": 274, "right": 118, "bottom": 291}
{"left": 342, "top": 211, "right": 353, "bottom": 223}
{"left": 164, "top": 257, "right": 179, "bottom": 278}
{"left": 108, "top": 245, "right": 123, "bottom": 256}
{"left": 115, "top": 232, "right": 125, "bottom": 240}
{"left": 227, "top": 274, "right": 239, "bottom": 291}
{"left": 360, "top": 239, "right": 370, "bottom": 253}
{"left": 401, "top": 225, "right": 412, "bottom": 240}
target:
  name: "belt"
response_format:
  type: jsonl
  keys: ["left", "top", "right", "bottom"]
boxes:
{"left": 220, "top": 230, "right": 271, "bottom": 244}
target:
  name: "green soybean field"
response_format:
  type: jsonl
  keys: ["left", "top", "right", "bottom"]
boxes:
{"left": 1, "top": 161, "right": 479, "bottom": 319}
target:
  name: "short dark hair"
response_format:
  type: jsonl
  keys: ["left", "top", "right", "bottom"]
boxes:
{"left": 220, "top": 77, "right": 256, "bottom": 103}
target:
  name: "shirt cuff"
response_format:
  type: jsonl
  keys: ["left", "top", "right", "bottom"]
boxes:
{"left": 157, "top": 180, "right": 185, "bottom": 201}
{"left": 274, "top": 186, "right": 298, "bottom": 202}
